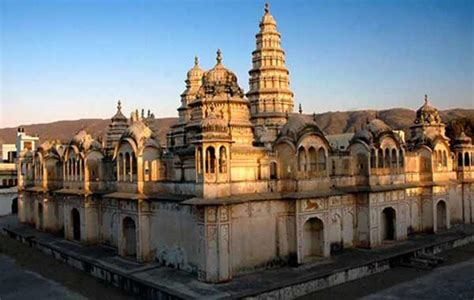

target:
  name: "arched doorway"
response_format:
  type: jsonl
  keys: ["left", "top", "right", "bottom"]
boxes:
{"left": 11, "top": 198, "right": 18, "bottom": 214}
{"left": 436, "top": 201, "right": 447, "bottom": 231}
{"left": 71, "top": 208, "right": 81, "bottom": 241}
{"left": 123, "top": 217, "right": 137, "bottom": 257}
{"left": 381, "top": 207, "right": 396, "bottom": 241}
{"left": 302, "top": 217, "right": 324, "bottom": 259}
{"left": 37, "top": 203, "right": 44, "bottom": 229}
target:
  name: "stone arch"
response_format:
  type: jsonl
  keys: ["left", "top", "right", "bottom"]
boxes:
{"left": 442, "top": 151, "right": 447, "bottom": 167}
{"left": 391, "top": 148, "right": 397, "bottom": 168}
{"left": 71, "top": 208, "right": 81, "bottom": 241}
{"left": 384, "top": 148, "right": 390, "bottom": 168}
{"left": 206, "top": 146, "right": 216, "bottom": 174}
{"left": 377, "top": 148, "right": 384, "bottom": 168}
{"left": 297, "top": 146, "right": 307, "bottom": 172}
{"left": 270, "top": 161, "right": 278, "bottom": 180}
{"left": 464, "top": 152, "right": 470, "bottom": 168}
{"left": 317, "top": 147, "right": 327, "bottom": 173}
{"left": 302, "top": 217, "right": 324, "bottom": 258}
{"left": 123, "top": 217, "right": 137, "bottom": 257}
{"left": 370, "top": 149, "right": 376, "bottom": 169}
{"left": 308, "top": 146, "right": 317, "bottom": 171}
{"left": 436, "top": 200, "right": 447, "bottom": 231}
{"left": 399, "top": 149, "right": 404, "bottom": 168}
{"left": 381, "top": 207, "right": 396, "bottom": 241}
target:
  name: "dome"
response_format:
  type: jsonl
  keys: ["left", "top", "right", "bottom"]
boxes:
{"left": 455, "top": 131, "right": 472, "bottom": 145}
{"left": 71, "top": 130, "right": 101, "bottom": 152}
{"left": 187, "top": 56, "right": 204, "bottom": 80}
{"left": 121, "top": 120, "right": 153, "bottom": 144}
{"left": 278, "top": 113, "right": 325, "bottom": 142}
{"left": 414, "top": 95, "right": 442, "bottom": 125}
{"left": 199, "top": 49, "right": 244, "bottom": 98}
{"left": 203, "top": 49, "right": 237, "bottom": 84}
{"left": 366, "top": 118, "right": 392, "bottom": 136}
{"left": 351, "top": 118, "right": 393, "bottom": 145}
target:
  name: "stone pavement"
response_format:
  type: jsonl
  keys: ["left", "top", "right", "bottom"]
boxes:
{"left": 2, "top": 214, "right": 474, "bottom": 299}
{"left": 362, "top": 258, "right": 474, "bottom": 300}
{"left": 0, "top": 254, "right": 85, "bottom": 300}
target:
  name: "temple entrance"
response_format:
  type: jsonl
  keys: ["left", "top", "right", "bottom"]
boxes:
{"left": 37, "top": 203, "right": 44, "bottom": 229}
{"left": 436, "top": 200, "right": 447, "bottom": 231}
{"left": 123, "top": 217, "right": 137, "bottom": 257}
{"left": 71, "top": 208, "right": 81, "bottom": 241}
{"left": 11, "top": 198, "right": 18, "bottom": 214}
{"left": 381, "top": 207, "right": 396, "bottom": 241}
{"left": 302, "top": 217, "right": 324, "bottom": 259}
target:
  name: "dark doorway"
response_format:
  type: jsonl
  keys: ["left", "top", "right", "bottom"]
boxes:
{"left": 11, "top": 198, "right": 18, "bottom": 214}
{"left": 382, "top": 207, "right": 396, "bottom": 241}
{"left": 437, "top": 201, "right": 447, "bottom": 230}
{"left": 37, "top": 203, "right": 44, "bottom": 229}
{"left": 71, "top": 208, "right": 81, "bottom": 241}
{"left": 123, "top": 217, "right": 137, "bottom": 257}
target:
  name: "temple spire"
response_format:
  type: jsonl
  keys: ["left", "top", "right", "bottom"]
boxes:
{"left": 424, "top": 94, "right": 429, "bottom": 104}
{"left": 299, "top": 103, "right": 303, "bottom": 114}
{"left": 117, "top": 100, "right": 122, "bottom": 112}
{"left": 247, "top": 3, "right": 294, "bottom": 143}
{"left": 194, "top": 56, "right": 199, "bottom": 66}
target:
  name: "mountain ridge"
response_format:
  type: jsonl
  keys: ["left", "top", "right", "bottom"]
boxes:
{"left": 1, "top": 108, "right": 472, "bottom": 150}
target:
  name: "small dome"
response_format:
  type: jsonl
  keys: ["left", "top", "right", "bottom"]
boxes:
{"left": 351, "top": 118, "right": 393, "bottom": 145}
{"left": 72, "top": 130, "right": 89, "bottom": 146}
{"left": 413, "top": 94, "right": 442, "bottom": 125}
{"left": 366, "top": 118, "right": 392, "bottom": 136}
{"left": 71, "top": 130, "right": 101, "bottom": 152}
{"left": 455, "top": 131, "right": 472, "bottom": 145}
{"left": 279, "top": 113, "right": 325, "bottom": 142}
{"left": 203, "top": 49, "right": 238, "bottom": 84}
{"left": 187, "top": 56, "right": 204, "bottom": 80}
{"left": 121, "top": 120, "right": 153, "bottom": 143}
{"left": 352, "top": 128, "right": 373, "bottom": 145}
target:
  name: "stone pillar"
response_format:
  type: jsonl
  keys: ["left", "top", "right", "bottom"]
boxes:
{"left": 137, "top": 200, "right": 153, "bottom": 262}
{"left": 197, "top": 205, "right": 231, "bottom": 283}
{"left": 137, "top": 156, "right": 144, "bottom": 193}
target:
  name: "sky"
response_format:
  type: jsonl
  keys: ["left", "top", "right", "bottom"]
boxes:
{"left": 0, "top": 0, "right": 473, "bottom": 128}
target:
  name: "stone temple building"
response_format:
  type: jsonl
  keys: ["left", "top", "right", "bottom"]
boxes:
{"left": 16, "top": 4, "right": 474, "bottom": 283}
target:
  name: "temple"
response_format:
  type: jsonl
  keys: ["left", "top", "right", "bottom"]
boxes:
{"left": 16, "top": 4, "right": 474, "bottom": 283}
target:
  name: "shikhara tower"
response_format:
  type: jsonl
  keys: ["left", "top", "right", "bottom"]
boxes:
{"left": 247, "top": 2, "right": 295, "bottom": 144}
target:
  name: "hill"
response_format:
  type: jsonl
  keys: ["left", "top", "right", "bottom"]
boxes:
{"left": 0, "top": 108, "right": 473, "bottom": 151}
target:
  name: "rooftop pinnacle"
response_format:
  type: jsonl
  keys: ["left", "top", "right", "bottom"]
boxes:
{"left": 216, "top": 49, "right": 222, "bottom": 64}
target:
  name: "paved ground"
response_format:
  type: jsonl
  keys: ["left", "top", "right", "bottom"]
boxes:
{"left": 301, "top": 242, "right": 474, "bottom": 299}
{"left": 0, "top": 233, "right": 134, "bottom": 300}
{"left": 0, "top": 254, "right": 85, "bottom": 300}
{"left": 2, "top": 213, "right": 474, "bottom": 299}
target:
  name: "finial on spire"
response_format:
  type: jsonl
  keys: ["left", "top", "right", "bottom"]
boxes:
{"left": 424, "top": 94, "right": 428, "bottom": 104}
{"left": 216, "top": 49, "right": 222, "bottom": 64}
{"left": 194, "top": 56, "right": 199, "bottom": 66}
{"left": 298, "top": 103, "right": 303, "bottom": 114}
{"left": 117, "top": 100, "right": 122, "bottom": 112}
{"left": 264, "top": 2, "right": 270, "bottom": 14}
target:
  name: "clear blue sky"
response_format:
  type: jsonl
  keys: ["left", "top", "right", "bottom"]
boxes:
{"left": 1, "top": 0, "right": 473, "bottom": 128}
